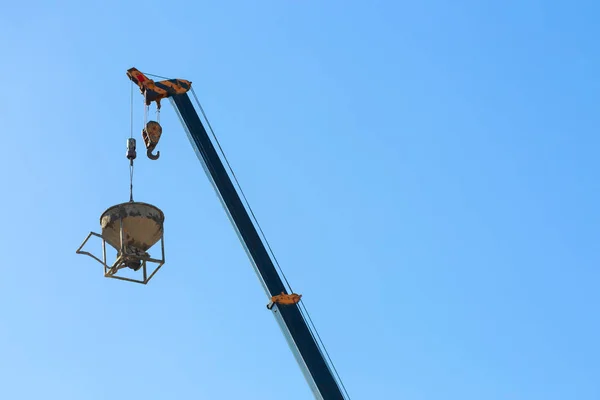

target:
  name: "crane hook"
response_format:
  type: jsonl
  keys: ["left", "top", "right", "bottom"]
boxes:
{"left": 142, "top": 121, "right": 163, "bottom": 161}
{"left": 147, "top": 148, "right": 160, "bottom": 160}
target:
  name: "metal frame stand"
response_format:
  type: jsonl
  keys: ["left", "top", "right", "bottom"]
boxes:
{"left": 76, "top": 222, "right": 165, "bottom": 285}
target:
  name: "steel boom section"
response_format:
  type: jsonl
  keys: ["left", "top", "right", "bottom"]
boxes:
{"left": 169, "top": 93, "right": 344, "bottom": 400}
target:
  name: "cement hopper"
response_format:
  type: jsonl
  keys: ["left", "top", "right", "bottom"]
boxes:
{"left": 101, "top": 202, "right": 164, "bottom": 253}
{"left": 76, "top": 201, "right": 166, "bottom": 284}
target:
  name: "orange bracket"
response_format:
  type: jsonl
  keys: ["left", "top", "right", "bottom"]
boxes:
{"left": 267, "top": 292, "right": 302, "bottom": 310}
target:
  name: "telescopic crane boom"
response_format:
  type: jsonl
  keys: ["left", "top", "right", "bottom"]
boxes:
{"left": 126, "top": 68, "right": 347, "bottom": 400}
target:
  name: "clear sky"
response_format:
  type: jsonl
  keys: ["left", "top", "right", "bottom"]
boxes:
{"left": 1, "top": 1, "right": 598, "bottom": 399}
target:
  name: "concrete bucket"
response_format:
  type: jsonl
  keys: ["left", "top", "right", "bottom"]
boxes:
{"left": 76, "top": 201, "right": 166, "bottom": 284}
{"left": 100, "top": 202, "right": 164, "bottom": 252}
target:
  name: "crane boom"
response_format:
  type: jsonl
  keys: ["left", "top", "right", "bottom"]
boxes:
{"left": 127, "top": 68, "right": 346, "bottom": 399}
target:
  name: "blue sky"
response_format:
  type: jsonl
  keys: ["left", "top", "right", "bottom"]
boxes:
{"left": 1, "top": 1, "right": 599, "bottom": 399}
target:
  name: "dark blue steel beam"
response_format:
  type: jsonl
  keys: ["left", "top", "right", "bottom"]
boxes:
{"left": 170, "top": 93, "right": 344, "bottom": 400}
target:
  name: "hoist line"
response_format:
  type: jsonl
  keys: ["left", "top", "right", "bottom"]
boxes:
{"left": 130, "top": 80, "right": 134, "bottom": 139}
{"left": 141, "top": 71, "right": 171, "bottom": 80}
{"left": 129, "top": 80, "right": 135, "bottom": 202}
{"left": 189, "top": 87, "right": 295, "bottom": 294}
{"left": 141, "top": 70, "right": 350, "bottom": 399}
{"left": 129, "top": 163, "right": 134, "bottom": 202}
{"left": 300, "top": 300, "right": 351, "bottom": 399}
{"left": 188, "top": 85, "right": 351, "bottom": 400}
